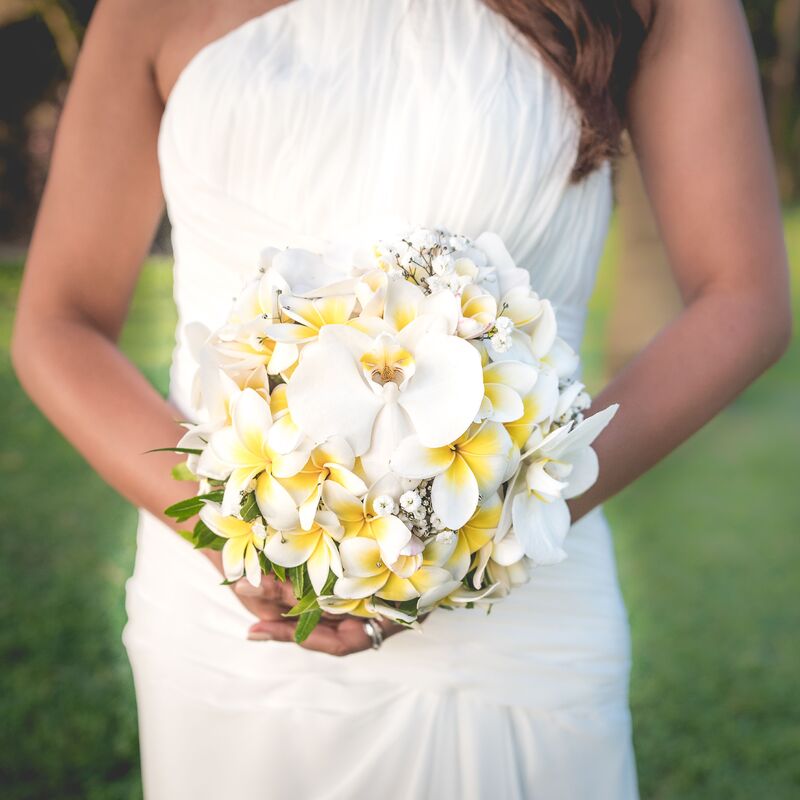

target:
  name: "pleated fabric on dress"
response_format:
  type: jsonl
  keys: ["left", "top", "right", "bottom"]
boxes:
{"left": 123, "top": 1, "right": 638, "bottom": 797}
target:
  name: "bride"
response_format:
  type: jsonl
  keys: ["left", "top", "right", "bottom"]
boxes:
{"left": 11, "top": 0, "right": 791, "bottom": 797}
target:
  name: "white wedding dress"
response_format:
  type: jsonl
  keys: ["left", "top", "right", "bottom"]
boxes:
{"left": 122, "top": 0, "right": 638, "bottom": 797}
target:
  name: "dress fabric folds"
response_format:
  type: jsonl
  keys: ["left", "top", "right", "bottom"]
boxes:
{"left": 123, "top": 1, "right": 638, "bottom": 797}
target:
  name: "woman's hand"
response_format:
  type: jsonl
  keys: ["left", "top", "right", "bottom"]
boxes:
{"left": 247, "top": 613, "right": 407, "bottom": 657}
{"left": 202, "top": 548, "right": 297, "bottom": 621}
{"left": 204, "top": 548, "right": 408, "bottom": 655}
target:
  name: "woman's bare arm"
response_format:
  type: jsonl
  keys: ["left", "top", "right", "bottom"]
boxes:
{"left": 11, "top": 0, "right": 186, "bottom": 518}
{"left": 569, "top": 0, "right": 792, "bottom": 522}
{"left": 11, "top": 0, "right": 393, "bottom": 653}
{"left": 10, "top": 0, "right": 304, "bottom": 625}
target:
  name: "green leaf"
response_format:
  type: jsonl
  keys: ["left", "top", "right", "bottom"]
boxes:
{"left": 270, "top": 562, "right": 286, "bottom": 582}
{"left": 240, "top": 492, "right": 260, "bottom": 521}
{"left": 145, "top": 446, "right": 203, "bottom": 455}
{"left": 283, "top": 590, "right": 319, "bottom": 618}
{"left": 192, "top": 520, "right": 225, "bottom": 551}
{"left": 396, "top": 598, "right": 420, "bottom": 615}
{"left": 164, "top": 491, "right": 224, "bottom": 522}
{"left": 294, "top": 609, "right": 322, "bottom": 643}
{"left": 321, "top": 571, "right": 337, "bottom": 595}
{"left": 171, "top": 461, "right": 197, "bottom": 482}
{"left": 288, "top": 565, "right": 306, "bottom": 600}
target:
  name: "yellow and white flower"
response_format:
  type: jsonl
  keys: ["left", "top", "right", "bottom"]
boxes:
{"left": 263, "top": 509, "right": 344, "bottom": 594}
{"left": 199, "top": 503, "right": 266, "bottom": 587}
{"left": 508, "top": 404, "right": 619, "bottom": 565}
{"left": 209, "top": 388, "right": 311, "bottom": 515}
{"left": 391, "top": 421, "right": 515, "bottom": 529}
{"left": 333, "top": 536, "right": 459, "bottom": 610}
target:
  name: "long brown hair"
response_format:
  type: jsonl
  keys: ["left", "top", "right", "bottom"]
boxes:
{"left": 483, "top": 0, "right": 655, "bottom": 182}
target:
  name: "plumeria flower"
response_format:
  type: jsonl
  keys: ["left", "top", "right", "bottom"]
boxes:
{"left": 457, "top": 284, "right": 498, "bottom": 339}
{"left": 265, "top": 383, "right": 304, "bottom": 454}
{"left": 321, "top": 474, "right": 413, "bottom": 566}
{"left": 199, "top": 503, "right": 266, "bottom": 587}
{"left": 471, "top": 527, "right": 530, "bottom": 596}
{"left": 212, "top": 270, "right": 300, "bottom": 374}
{"left": 460, "top": 491, "right": 503, "bottom": 553}
{"left": 260, "top": 292, "right": 358, "bottom": 350}
{"left": 263, "top": 509, "right": 344, "bottom": 594}
{"left": 499, "top": 286, "right": 543, "bottom": 331}
{"left": 503, "top": 404, "right": 619, "bottom": 565}
{"left": 479, "top": 361, "right": 539, "bottom": 424}
{"left": 255, "top": 436, "right": 367, "bottom": 531}
{"left": 503, "top": 368, "right": 560, "bottom": 450}
{"left": 334, "top": 536, "right": 459, "bottom": 610}
{"left": 379, "top": 277, "right": 460, "bottom": 334}
{"left": 391, "top": 421, "right": 515, "bottom": 529}
{"left": 315, "top": 595, "right": 418, "bottom": 625}
{"left": 208, "top": 388, "right": 311, "bottom": 515}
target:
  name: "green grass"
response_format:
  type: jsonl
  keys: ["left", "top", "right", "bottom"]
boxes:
{"left": 0, "top": 212, "right": 798, "bottom": 799}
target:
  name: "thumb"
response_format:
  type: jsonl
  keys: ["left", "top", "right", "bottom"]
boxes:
{"left": 247, "top": 619, "right": 296, "bottom": 642}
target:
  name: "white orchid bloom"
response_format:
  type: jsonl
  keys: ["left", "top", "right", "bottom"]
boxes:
{"left": 208, "top": 388, "right": 311, "bottom": 515}
{"left": 286, "top": 313, "right": 485, "bottom": 484}
{"left": 507, "top": 404, "right": 619, "bottom": 565}
{"left": 199, "top": 503, "right": 266, "bottom": 587}
{"left": 263, "top": 508, "right": 344, "bottom": 594}
{"left": 391, "top": 421, "right": 514, "bottom": 530}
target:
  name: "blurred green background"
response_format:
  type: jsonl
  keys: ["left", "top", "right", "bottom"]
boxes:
{"left": 1, "top": 1, "right": 799, "bottom": 799}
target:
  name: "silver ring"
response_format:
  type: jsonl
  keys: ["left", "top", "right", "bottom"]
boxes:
{"left": 362, "top": 619, "right": 384, "bottom": 650}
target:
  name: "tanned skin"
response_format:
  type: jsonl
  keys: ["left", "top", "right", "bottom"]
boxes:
{"left": 12, "top": 0, "right": 792, "bottom": 655}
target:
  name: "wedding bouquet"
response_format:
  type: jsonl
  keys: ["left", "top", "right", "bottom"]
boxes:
{"left": 162, "top": 224, "right": 618, "bottom": 641}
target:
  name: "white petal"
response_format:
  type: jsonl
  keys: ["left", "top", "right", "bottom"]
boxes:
{"left": 550, "top": 404, "right": 619, "bottom": 458}
{"left": 491, "top": 528, "right": 525, "bottom": 566}
{"left": 562, "top": 446, "right": 600, "bottom": 499}
{"left": 431, "top": 456, "right": 480, "bottom": 530}
{"left": 398, "top": 333, "right": 484, "bottom": 447}
{"left": 529, "top": 301, "right": 557, "bottom": 359}
{"left": 358, "top": 386, "right": 414, "bottom": 486}
{"left": 473, "top": 232, "right": 531, "bottom": 298}
{"left": 511, "top": 493, "right": 570, "bottom": 566}
{"left": 390, "top": 436, "right": 454, "bottom": 479}
{"left": 306, "top": 538, "right": 331, "bottom": 595}
{"left": 420, "top": 290, "right": 460, "bottom": 334}
{"left": 545, "top": 337, "right": 580, "bottom": 378}
{"left": 231, "top": 388, "right": 272, "bottom": 456}
{"left": 287, "top": 339, "right": 383, "bottom": 454}
{"left": 244, "top": 542, "right": 262, "bottom": 588}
